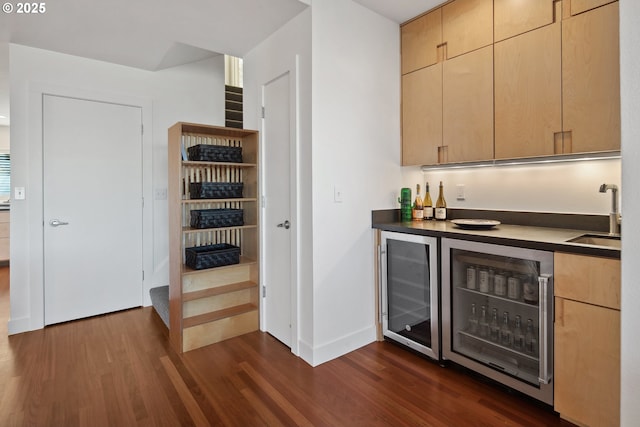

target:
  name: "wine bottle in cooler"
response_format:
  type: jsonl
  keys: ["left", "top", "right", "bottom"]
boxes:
{"left": 479, "top": 305, "right": 489, "bottom": 338}
{"left": 423, "top": 182, "right": 434, "bottom": 220}
{"left": 500, "top": 311, "right": 513, "bottom": 347}
{"left": 412, "top": 184, "right": 424, "bottom": 220}
{"left": 435, "top": 181, "right": 447, "bottom": 220}
{"left": 468, "top": 303, "right": 479, "bottom": 334}
{"left": 489, "top": 308, "right": 500, "bottom": 342}
{"left": 513, "top": 315, "right": 525, "bottom": 351}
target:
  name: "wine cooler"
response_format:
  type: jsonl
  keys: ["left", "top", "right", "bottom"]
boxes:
{"left": 380, "top": 231, "right": 439, "bottom": 360}
{"left": 441, "top": 238, "right": 554, "bottom": 404}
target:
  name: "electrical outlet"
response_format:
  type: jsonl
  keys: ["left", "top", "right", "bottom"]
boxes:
{"left": 154, "top": 188, "right": 167, "bottom": 200}
{"left": 456, "top": 184, "right": 465, "bottom": 200}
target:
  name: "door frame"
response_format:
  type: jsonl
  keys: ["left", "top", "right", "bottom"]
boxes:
{"left": 24, "top": 83, "right": 153, "bottom": 331}
{"left": 259, "top": 61, "right": 300, "bottom": 356}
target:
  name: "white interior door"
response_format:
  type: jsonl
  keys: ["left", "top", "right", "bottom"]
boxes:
{"left": 263, "top": 72, "right": 294, "bottom": 347}
{"left": 43, "top": 94, "right": 143, "bottom": 325}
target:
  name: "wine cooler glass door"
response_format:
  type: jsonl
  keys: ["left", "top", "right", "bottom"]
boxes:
{"left": 442, "top": 238, "right": 554, "bottom": 405}
{"left": 381, "top": 232, "right": 439, "bottom": 360}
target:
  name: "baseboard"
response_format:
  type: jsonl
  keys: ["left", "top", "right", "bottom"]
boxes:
{"left": 7, "top": 316, "right": 32, "bottom": 335}
{"left": 300, "top": 325, "right": 377, "bottom": 367}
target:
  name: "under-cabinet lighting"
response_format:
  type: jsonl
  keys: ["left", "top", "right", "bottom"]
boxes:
{"left": 420, "top": 151, "right": 621, "bottom": 171}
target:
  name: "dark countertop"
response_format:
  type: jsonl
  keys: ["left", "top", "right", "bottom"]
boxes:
{"left": 372, "top": 209, "right": 620, "bottom": 259}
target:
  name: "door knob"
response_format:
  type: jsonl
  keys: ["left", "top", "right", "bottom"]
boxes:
{"left": 49, "top": 219, "right": 69, "bottom": 227}
{"left": 277, "top": 220, "right": 290, "bottom": 229}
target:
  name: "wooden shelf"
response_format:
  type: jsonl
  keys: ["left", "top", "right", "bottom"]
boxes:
{"left": 183, "top": 303, "right": 258, "bottom": 328}
{"left": 169, "top": 122, "right": 260, "bottom": 353}
{"left": 183, "top": 280, "right": 258, "bottom": 302}
{"left": 182, "top": 256, "right": 257, "bottom": 275}
{"left": 182, "top": 225, "right": 257, "bottom": 234}
{"left": 182, "top": 198, "right": 257, "bottom": 205}
{"left": 182, "top": 160, "right": 256, "bottom": 168}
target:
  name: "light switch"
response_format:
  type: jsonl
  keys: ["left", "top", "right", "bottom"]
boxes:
{"left": 15, "top": 187, "right": 25, "bottom": 200}
{"left": 456, "top": 184, "right": 465, "bottom": 200}
{"left": 334, "top": 186, "right": 344, "bottom": 203}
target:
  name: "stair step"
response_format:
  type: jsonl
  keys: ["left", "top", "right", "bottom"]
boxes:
{"left": 183, "top": 303, "right": 258, "bottom": 328}
{"left": 183, "top": 281, "right": 257, "bottom": 302}
{"left": 225, "top": 85, "right": 243, "bottom": 94}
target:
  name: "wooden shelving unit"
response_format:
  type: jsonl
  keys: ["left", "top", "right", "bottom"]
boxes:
{"left": 168, "top": 122, "right": 259, "bottom": 353}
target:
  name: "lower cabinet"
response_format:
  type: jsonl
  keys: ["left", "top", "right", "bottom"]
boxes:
{"left": 554, "top": 252, "right": 620, "bottom": 427}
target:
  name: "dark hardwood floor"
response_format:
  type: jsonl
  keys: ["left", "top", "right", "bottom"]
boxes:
{"left": 0, "top": 267, "right": 575, "bottom": 426}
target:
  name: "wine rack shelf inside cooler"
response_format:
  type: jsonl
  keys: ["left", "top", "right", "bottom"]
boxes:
{"left": 456, "top": 286, "right": 539, "bottom": 308}
{"left": 455, "top": 332, "right": 540, "bottom": 386}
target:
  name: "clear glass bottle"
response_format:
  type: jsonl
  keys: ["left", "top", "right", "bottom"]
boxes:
{"left": 525, "top": 318, "right": 537, "bottom": 355}
{"left": 466, "top": 264, "right": 477, "bottom": 290}
{"left": 423, "top": 182, "right": 434, "bottom": 220}
{"left": 479, "top": 305, "right": 489, "bottom": 338}
{"left": 468, "top": 303, "right": 479, "bottom": 335}
{"left": 489, "top": 308, "right": 500, "bottom": 342}
{"left": 507, "top": 275, "right": 521, "bottom": 300}
{"left": 412, "top": 184, "right": 424, "bottom": 220}
{"left": 494, "top": 271, "right": 507, "bottom": 296}
{"left": 500, "top": 311, "right": 512, "bottom": 347}
{"left": 513, "top": 315, "right": 524, "bottom": 351}
{"left": 478, "top": 268, "right": 490, "bottom": 293}
{"left": 435, "top": 181, "right": 447, "bottom": 220}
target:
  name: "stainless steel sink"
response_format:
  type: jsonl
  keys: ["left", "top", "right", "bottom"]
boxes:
{"left": 567, "top": 234, "right": 621, "bottom": 249}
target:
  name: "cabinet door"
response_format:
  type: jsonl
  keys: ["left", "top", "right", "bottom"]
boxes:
{"left": 401, "top": 9, "right": 442, "bottom": 75}
{"left": 494, "top": 0, "right": 555, "bottom": 42}
{"left": 443, "top": 46, "right": 493, "bottom": 163}
{"left": 568, "top": 0, "right": 617, "bottom": 16}
{"left": 442, "top": 0, "right": 493, "bottom": 59}
{"left": 495, "top": 22, "right": 561, "bottom": 159}
{"left": 554, "top": 297, "right": 620, "bottom": 427}
{"left": 402, "top": 64, "right": 442, "bottom": 166}
{"left": 562, "top": 1, "right": 620, "bottom": 154}
{"left": 554, "top": 252, "right": 620, "bottom": 310}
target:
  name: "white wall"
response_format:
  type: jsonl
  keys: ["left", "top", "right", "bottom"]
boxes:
{"left": 243, "top": 9, "right": 313, "bottom": 360}
{"left": 619, "top": 0, "right": 640, "bottom": 424}
{"left": 9, "top": 44, "right": 224, "bottom": 333}
{"left": 310, "top": 0, "right": 402, "bottom": 365}
{"left": 397, "top": 158, "right": 621, "bottom": 215}
{"left": 0, "top": 126, "right": 8, "bottom": 152}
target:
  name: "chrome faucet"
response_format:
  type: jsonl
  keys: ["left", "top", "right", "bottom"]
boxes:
{"left": 599, "top": 183, "right": 621, "bottom": 236}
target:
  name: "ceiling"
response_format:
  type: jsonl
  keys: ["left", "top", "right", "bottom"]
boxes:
{"left": 0, "top": 0, "right": 442, "bottom": 127}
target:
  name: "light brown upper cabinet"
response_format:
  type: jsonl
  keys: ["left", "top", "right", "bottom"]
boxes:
{"left": 442, "top": 0, "right": 492, "bottom": 59}
{"left": 401, "top": 64, "right": 442, "bottom": 166}
{"left": 443, "top": 46, "right": 494, "bottom": 163}
{"left": 565, "top": 0, "right": 617, "bottom": 16}
{"left": 494, "top": 13, "right": 561, "bottom": 159}
{"left": 562, "top": 2, "right": 620, "bottom": 154}
{"left": 494, "top": 0, "right": 556, "bottom": 42}
{"left": 401, "top": 8, "right": 442, "bottom": 75}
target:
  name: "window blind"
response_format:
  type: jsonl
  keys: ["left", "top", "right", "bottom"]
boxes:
{"left": 0, "top": 154, "right": 10, "bottom": 195}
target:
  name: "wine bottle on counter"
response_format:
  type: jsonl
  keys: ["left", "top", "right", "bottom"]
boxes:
{"left": 423, "top": 182, "right": 434, "bottom": 220}
{"left": 435, "top": 181, "right": 447, "bottom": 220}
{"left": 412, "top": 184, "right": 424, "bottom": 220}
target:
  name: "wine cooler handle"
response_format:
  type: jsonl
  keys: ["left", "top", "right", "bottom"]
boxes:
{"left": 538, "top": 274, "right": 553, "bottom": 385}
{"left": 378, "top": 245, "right": 387, "bottom": 325}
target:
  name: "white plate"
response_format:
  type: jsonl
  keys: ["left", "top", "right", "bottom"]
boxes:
{"left": 451, "top": 219, "right": 501, "bottom": 229}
